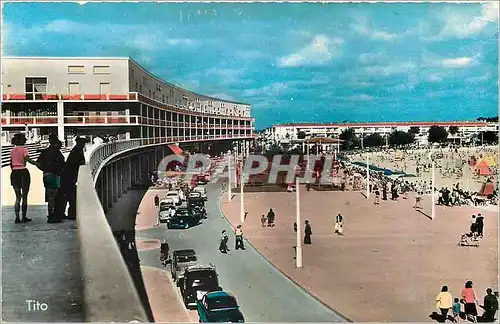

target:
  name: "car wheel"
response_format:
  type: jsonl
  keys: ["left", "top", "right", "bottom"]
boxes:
{"left": 184, "top": 223, "right": 189, "bottom": 229}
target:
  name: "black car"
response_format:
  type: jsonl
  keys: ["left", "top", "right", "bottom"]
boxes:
{"left": 166, "top": 207, "right": 201, "bottom": 229}
{"left": 171, "top": 249, "right": 198, "bottom": 281}
{"left": 179, "top": 266, "right": 222, "bottom": 309}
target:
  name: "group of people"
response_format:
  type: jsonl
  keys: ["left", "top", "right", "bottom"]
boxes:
{"left": 435, "top": 281, "right": 498, "bottom": 322}
{"left": 219, "top": 225, "right": 245, "bottom": 253}
{"left": 9, "top": 132, "right": 87, "bottom": 224}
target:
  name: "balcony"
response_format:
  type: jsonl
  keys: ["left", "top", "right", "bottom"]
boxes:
{"left": 1, "top": 115, "right": 141, "bottom": 126}
{"left": 2, "top": 93, "right": 138, "bottom": 101}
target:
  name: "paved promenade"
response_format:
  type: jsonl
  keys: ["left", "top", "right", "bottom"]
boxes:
{"left": 221, "top": 189, "right": 498, "bottom": 322}
{"left": 2, "top": 164, "right": 84, "bottom": 322}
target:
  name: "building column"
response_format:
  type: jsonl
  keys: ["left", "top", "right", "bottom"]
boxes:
{"left": 106, "top": 167, "right": 112, "bottom": 210}
{"left": 128, "top": 157, "right": 132, "bottom": 190}
{"left": 117, "top": 160, "right": 123, "bottom": 199}
{"left": 57, "top": 101, "right": 65, "bottom": 142}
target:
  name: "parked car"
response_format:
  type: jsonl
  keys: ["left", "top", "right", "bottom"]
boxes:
{"left": 197, "top": 291, "right": 245, "bottom": 323}
{"left": 179, "top": 265, "right": 222, "bottom": 309}
{"left": 165, "top": 191, "right": 181, "bottom": 205}
{"left": 159, "top": 198, "right": 175, "bottom": 222}
{"left": 188, "top": 196, "right": 207, "bottom": 219}
{"left": 196, "top": 174, "right": 208, "bottom": 185}
{"left": 193, "top": 186, "right": 207, "bottom": 200}
{"left": 170, "top": 249, "right": 198, "bottom": 282}
{"left": 166, "top": 207, "right": 201, "bottom": 229}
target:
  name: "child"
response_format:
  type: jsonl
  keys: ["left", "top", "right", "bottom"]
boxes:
{"left": 261, "top": 214, "right": 267, "bottom": 228}
{"left": 374, "top": 189, "right": 380, "bottom": 205}
{"left": 452, "top": 298, "right": 461, "bottom": 322}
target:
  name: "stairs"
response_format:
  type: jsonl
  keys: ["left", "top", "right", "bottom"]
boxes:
{"left": 1, "top": 143, "right": 72, "bottom": 168}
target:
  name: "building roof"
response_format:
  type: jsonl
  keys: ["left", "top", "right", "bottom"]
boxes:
{"left": 3, "top": 56, "right": 250, "bottom": 107}
{"left": 273, "top": 121, "right": 489, "bottom": 128}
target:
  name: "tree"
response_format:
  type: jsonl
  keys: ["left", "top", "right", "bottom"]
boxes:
{"left": 428, "top": 125, "right": 448, "bottom": 143}
{"left": 409, "top": 126, "right": 420, "bottom": 135}
{"left": 389, "top": 130, "right": 415, "bottom": 147}
{"left": 364, "top": 133, "right": 384, "bottom": 147}
{"left": 481, "top": 131, "right": 498, "bottom": 144}
{"left": 448, "top": 126, "right": 459, "bottom": 135}
{"left": 339, "top": 128, "right": 359, "bottom": 150}
{"left": 297, "top": 131, "right": 306, "bottom": 139}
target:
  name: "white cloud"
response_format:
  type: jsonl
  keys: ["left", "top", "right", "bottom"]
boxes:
{"left": 348, "top": 94, "right": 374, "bottom": 101}
{"left": 204, "top": 68, "right": 245, "bottom": 85}
{"left": 235, "top": 50, "right": 269, "bottom": 60}
{"left": 440, "top": 57, "right": 475, "bottom": 68}
{"left": 350, "top": 17, "right": 397, "bottom": 41}
{"left": 242, "top": 82, "right": 289, "bottom": 97}
{"left": 364, "top": 62, "right": 417, "bottom": 76}
{"left": 277, "top": 35, "right": 344, "bottom": 68}
{"left": 432, "top": 2, "right": 499, "bottom": 39}
{"left": 358, "top": 52, "right": 386, "bottom": 65}
{"left": 467, "top": 73, "right": 491, "bottom": 83}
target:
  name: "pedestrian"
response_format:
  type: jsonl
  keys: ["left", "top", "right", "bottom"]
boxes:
{"left": 436, "top": 285, "right": 453, "bottom": 323}
{"left": 462, "top": 281, "right": 478, "bottom": 323}
{"left": 154, "top": 194, "right": 159, "bottom": 209}
{"left": 235, "top": 225, "right": 245, "bottom": 250}
{"left": 267, "top": 208, "right": 275, "bottom": 227}
{"left": 452, "top": 298, "right": 461, "bottom": 323}
{"left": 261, "top": 214, "right": 267, "bottom": 228}
{"left": 219, "top": 230, "right": 229, "bottom": 254}
{"left": 293, "top": 222, "right": 297, "bottom": 232}
{"left": 160, "top": 239, "right": 170, "bottom": 266}
{"left": 304, "top": 220, "right": 312, "bottom": 245}
{"left": 382, "top": 182, "right": 388, "bottom": 200}
{"left": 470, "top": 215, "right": 478, "bottom": 237}
{"left": 37, "top": 134, "right": 65, "bottom": 223}
{"left": 9, "top": 133, "right": 38, "bottom": 224}
{"left": 414, "top": 191, "right": 422, "bottom": 209}
{"left": 334, "top": 213, "right": 344, "bottom": 235}
{"left": 475, "top": 213, "right": 484, "bottom": 238}
{"left": 374, "top": 188, "right": 380, "bottom": 205}
{"left": 55, "top": 137, "right": 87, "bottom": 220}
{"left": 480, "top": 288, "right": 498, "bottom": 322}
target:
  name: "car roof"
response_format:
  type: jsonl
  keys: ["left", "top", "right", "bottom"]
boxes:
{"left": 206, "top": 291, "right": 233, "bottom": 299}
{"left": 173, "top": 249, "right": 196, "bottom": 256}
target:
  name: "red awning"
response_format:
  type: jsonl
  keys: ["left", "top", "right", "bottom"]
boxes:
{"left": 168, "top": 144, "right": 183, "bottom": 155}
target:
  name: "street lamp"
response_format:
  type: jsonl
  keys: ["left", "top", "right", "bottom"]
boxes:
{"left": 428, "top": 151, "right": 436, "bottom": 220}
{"left": 227, "top": 151, "right": 232, "bottom": 202}
{"left": 295, "top": 177, "right": 303, "bottom": 268}
{"left": 366, "top": 154, "right": 370, "bottom": 199}
{"left": 240, "top": 171, "right": 245, "bottom": 224}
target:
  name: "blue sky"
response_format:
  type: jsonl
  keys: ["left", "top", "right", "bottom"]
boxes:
{"left": 2, "top": 2, "right": 498, "bottom": 129}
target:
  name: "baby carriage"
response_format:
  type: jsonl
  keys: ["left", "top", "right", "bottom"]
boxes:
{"left": 458, "top": 232, "right": 480, "bottom": 247}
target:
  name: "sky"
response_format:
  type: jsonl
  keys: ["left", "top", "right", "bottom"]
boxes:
{"left": 2, "top": 2, "right": 499, "bottom": 129}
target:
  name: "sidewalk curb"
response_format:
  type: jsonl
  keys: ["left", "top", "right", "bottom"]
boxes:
{"left": 215, "top": 189, "right": 352, "bottom": 323}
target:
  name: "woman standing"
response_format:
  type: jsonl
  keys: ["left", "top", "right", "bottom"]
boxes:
{"left": 10, "top": 133, "right": 38, "bottom": 224}
{"left": 304, "top": 220, "right": 312, "bottom": 245}
{"left": 219, "top": 230, "right": 229, "bottom": 254}
{"left": 462, "top": 280, "right": 478, "bottom": 322}
{"left": 436, "top": 285, "right": 453, "bottom": 322}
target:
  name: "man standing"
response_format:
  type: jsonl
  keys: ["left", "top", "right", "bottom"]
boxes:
{"left": 480, "top": 288, "right": 498, "bottom": 322}
{"left": 37, "top": 134, "right": 65, "bottom": 223}
{"left": 235, "top": 225, "right": 245, "bottom": 250}
{"left": 267, "top": 208, "right": 275, "bottom": 227}
{"left": 334, "top": 213, "right": 344, "bottom": 235}
{"left": 304, "top": 220, "right": 312, "bottom": 244}
{"left": 56, "top": 137, "right": 87, "bottom": 220}
{"left": 476, "top": 213, "right": 484, "bottom": 238}
{"left": 154, "top": 194, "right": 159, "bottom": 209}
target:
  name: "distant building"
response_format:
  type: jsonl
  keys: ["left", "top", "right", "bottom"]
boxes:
{"left": 1, "top": 56, "right": 254, "bottom": 148}
{"left": 264, "top": 121, "right": 498, "bottom": 146}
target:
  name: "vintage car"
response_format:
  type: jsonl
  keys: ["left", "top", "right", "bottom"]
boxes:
{"left": 197, "top": 291, "right": 245, "bottom": 323}
{"left": 166, "top": 207, "right": 201, "bottom": 229}
{"left": 158, "top": 198, "right": 175, "bottom": 222}
{"left": 170, "top": 249, "right": 198, "bottom": 282}
{"left": 193, "top": 186, "right": 207, "bottom": 200}
{"left": 165, "top": 191, "right": 181, "bottom": 205}
{"left": 196, "top": 174, "right": 208, "bottom": 185}
{"left": 179, "top": 265, "right": 222, "bottom": 309}
{"left": 188, "top": 196, "right": 207, "bottom": 219}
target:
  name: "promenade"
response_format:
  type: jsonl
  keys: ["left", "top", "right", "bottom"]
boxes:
{"left": 221, "top": 189, "right": 498, "bottom": 322}
{"left": 1, "top": 163, "right": 84, "bottom": 321}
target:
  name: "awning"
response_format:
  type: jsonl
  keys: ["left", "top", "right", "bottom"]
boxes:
{"left": 168, "top": 144, "right": 183, "bottom": 155}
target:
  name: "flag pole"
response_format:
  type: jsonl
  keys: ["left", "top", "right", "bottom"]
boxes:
{"left": 227, "top": 152, "right": 232, "bottom": 202}
{"left": 431, "top": 157, "right": 436, "bottom": 220}
{"left": 240, "top": 171, "right": 245, "bottom": 224}
{"left": 295, "top": 177, "right": 303, "bottom": 268}
{"left": 366, "top": 154, "right": 370, "bottom": 199}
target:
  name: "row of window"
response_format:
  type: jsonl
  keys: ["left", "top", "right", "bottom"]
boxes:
{"left": 68, "top": 65, "right": 111, "bottom": 75}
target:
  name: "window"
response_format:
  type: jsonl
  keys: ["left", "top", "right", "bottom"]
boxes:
{"left": 25, "top": 77, "right": 47, "bottom": 99}
{"left": 93, "top": 66, "right": 110, "bottom": 74}
{"left": 162, "top": 95, "right": 165, "bottom": 103}
{"left": 99, "top": 82, "right": 111, "bottom": 95}
{"left": 130, "top": 69, "right": 134, "bottom": 78}
{"left": 149, "top": 90, "right": 152, "bottom": 98}
{"left": 68, "top": 65, "right": 85, "bottom": 74}
{"left": 139, "top": 84, "right": 143, "bottom": 93}
{"left": 135, "top": 82, "right": 138, "bottom": 91}
{"left": 69, "top": 82, "right": 80, "bottom": 95}
{"left": 153, "top": 92, "right": 156, "bottom": 100}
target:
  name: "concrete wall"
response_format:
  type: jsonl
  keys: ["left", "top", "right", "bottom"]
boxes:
{"left": 2, "top": 57, "right": 130, "bottom": 95}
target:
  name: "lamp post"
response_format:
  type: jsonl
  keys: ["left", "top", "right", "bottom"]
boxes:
{"left": 240, "top": 171, "right": 245, "bottom": 224}
{"left": 295, "top": 177, "right": 302, "bottom": 268}
{"left": 227, "top": 152, "right": 232, "bottom": 202}
{"left": 366, "top": 154, "right": 370, "bottom": 199}
{"left": 430, "top": 152, "right": 436, "bottom": 220}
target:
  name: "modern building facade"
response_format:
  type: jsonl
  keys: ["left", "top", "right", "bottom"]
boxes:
{"left": 1, "top": 57, "right": 254, "bottom": 153}
{"left": 264, "top": 121, "right": 498, "bottom": 145}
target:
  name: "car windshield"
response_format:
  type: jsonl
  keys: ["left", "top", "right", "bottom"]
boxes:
{"left": 159, "top": 204, "right": 171, "bottom": 211}
{"left": 167, "top": 193, "right": 178, "bottom": 197}
{"left": 177, "top": 255, "right": 197, "bottom": 263}
{"left": 176, "top": 209, "right": 189, "bottom": 216}
{"left": 187, "top": 271, "right": 217, "bottom": 288}
{"left": 207, "top": 296, "right": 238, "bottom": 310}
